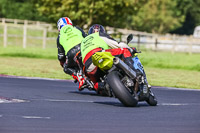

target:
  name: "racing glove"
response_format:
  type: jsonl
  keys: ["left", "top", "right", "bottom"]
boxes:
{"left": 128, "top": 47, "right": 137, "bottom": 56}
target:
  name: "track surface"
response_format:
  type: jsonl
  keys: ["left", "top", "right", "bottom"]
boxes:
{"left": 0, "top": 76, "right": 200, "bottom": 133}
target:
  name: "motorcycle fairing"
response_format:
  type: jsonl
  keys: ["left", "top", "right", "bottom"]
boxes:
{"left": 132, "top": 56, "right": 144, "bottom": 74}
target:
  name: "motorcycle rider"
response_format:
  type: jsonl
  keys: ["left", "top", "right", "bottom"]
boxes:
{"left": 57, "top": 17, "right": 87, "bottom": 90}
{"left": 81, "top": 24, "right": 141, "bottom": 92}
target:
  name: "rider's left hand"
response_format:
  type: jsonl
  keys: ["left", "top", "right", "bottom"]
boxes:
{"left": 128, "top": 47, "right": 137, "bottom": 56}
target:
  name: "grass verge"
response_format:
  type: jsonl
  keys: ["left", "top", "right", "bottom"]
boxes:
{"left": 0, "top": 46, "right": 199, "bottom": 89}
{"left": 0, "top": 57, "right": 71, "bottom": 80}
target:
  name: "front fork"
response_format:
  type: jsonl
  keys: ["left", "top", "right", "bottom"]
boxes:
{"left": 132, "top": 56, "right": 150, "bottom": 100}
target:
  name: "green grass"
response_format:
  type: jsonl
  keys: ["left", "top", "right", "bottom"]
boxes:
{"left": 145, "top": 67, "right": 200, "bottom": 89}
{"left": 0, "top": 57, "right": 72, "bottom": 80}
{"left": 0, "top": 46, "right": 56, "bottom": 59}
{"left": 139, "top": 50, "right": 200, "bottom": 71}
{"left": 0, "top": 46, "right": 200, "bottom": 89}
{"left": 0, "top": 46, "right": 71, "bottom": 79}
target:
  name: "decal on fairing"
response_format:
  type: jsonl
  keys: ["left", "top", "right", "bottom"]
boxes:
{"left": 132, "top": 56, "right": 144, "bottom": 74}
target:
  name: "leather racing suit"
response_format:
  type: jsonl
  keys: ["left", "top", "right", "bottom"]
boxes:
{"left": 57, "top": 25, "right": 87, "bottom": 88}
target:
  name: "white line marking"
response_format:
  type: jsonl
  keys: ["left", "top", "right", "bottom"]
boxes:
{"left": 159, "top": 103, "right": 189, "bottom": 106}
{"left": 0, "top": 115, "right": 3, "bottom": 117}
{"left": 0, "top": 98, "right": 29, "bottom": 103}
{"left": 22, "top": 116, "right": 51, "bottom": 119}
{"left": 43, "top": 99, "right": 94, "bottom": 103}
{"left": 168, "top": 88, "right": 200, "bottom": 91}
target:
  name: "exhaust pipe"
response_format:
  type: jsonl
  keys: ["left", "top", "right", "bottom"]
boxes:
{"left": 113, "top": 57, "right": 137, "bottom": 79}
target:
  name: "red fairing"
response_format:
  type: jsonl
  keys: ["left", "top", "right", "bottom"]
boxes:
{"left": 106, "top": 48, "right": 132, "bottom": 58}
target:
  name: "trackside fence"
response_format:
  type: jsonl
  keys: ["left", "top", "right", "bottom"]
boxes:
{"left": 0, "top": 18, "right": 57, "bottom": 49}
{"left": 106, "top": 27, "right": 200, "bottom": 54}
{"left": 1, "top": 18, "right": 200, "bottom": 54}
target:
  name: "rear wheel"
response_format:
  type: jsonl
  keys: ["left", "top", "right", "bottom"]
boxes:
{"left": 107, "top": 71, "right": 138, "bottom": 107}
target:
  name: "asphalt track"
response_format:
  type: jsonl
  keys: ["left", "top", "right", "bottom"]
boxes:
{"left": 0, "top": 76, "right": 200, "bottom": 133}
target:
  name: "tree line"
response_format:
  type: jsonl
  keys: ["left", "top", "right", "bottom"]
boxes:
{"left": 0, "top": 0, "right": 200, "bottom": 35}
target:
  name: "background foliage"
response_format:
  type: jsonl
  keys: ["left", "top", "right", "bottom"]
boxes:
{"left": 0, "top": 0, "right": 200, "bottom": 34}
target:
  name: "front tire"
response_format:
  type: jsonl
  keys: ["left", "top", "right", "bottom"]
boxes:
{"left": 146, "top": 92, "right": 157, "bottom": 106}
{"left": 107, "top": 71, "right": 138, "bottom": 107}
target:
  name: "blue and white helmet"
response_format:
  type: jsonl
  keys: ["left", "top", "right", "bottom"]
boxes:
{"left": 57, "top": 17, "right": 73, "bottom": 31}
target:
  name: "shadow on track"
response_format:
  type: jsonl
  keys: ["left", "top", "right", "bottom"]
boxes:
{"left": 69, "top": 91, "right": 151, "bottom": 107}
{"left": 94, "top": 101, "right": 150, "bottom": 107}
{"left": 69, "top": 91, "right": 109, "bottom": 97}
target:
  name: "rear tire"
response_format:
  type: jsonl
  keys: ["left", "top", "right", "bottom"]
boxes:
{"left": 107, "top": 71, "right": 138, "bottom": 107}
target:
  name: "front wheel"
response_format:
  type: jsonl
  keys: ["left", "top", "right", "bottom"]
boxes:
{"left": 146, "top": 92, "right": 157, "bottom": 106}
{"left": 107, "top": 71, "right": 138, "bottom": 107}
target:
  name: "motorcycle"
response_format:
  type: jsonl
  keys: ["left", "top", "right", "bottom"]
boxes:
{"left": 74, "top": 34, "right": 157, "bottom": 107}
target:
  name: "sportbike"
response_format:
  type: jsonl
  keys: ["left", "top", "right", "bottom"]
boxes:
{"left": 74, "top": 34, "right": 157, "bottom": 107}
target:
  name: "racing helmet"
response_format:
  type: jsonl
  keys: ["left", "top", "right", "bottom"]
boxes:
{"left": 57, "top": 17, "right": 73, "bottom": 31}
{"left": 88, "top": 24, "right": 106, "bottom": 35}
